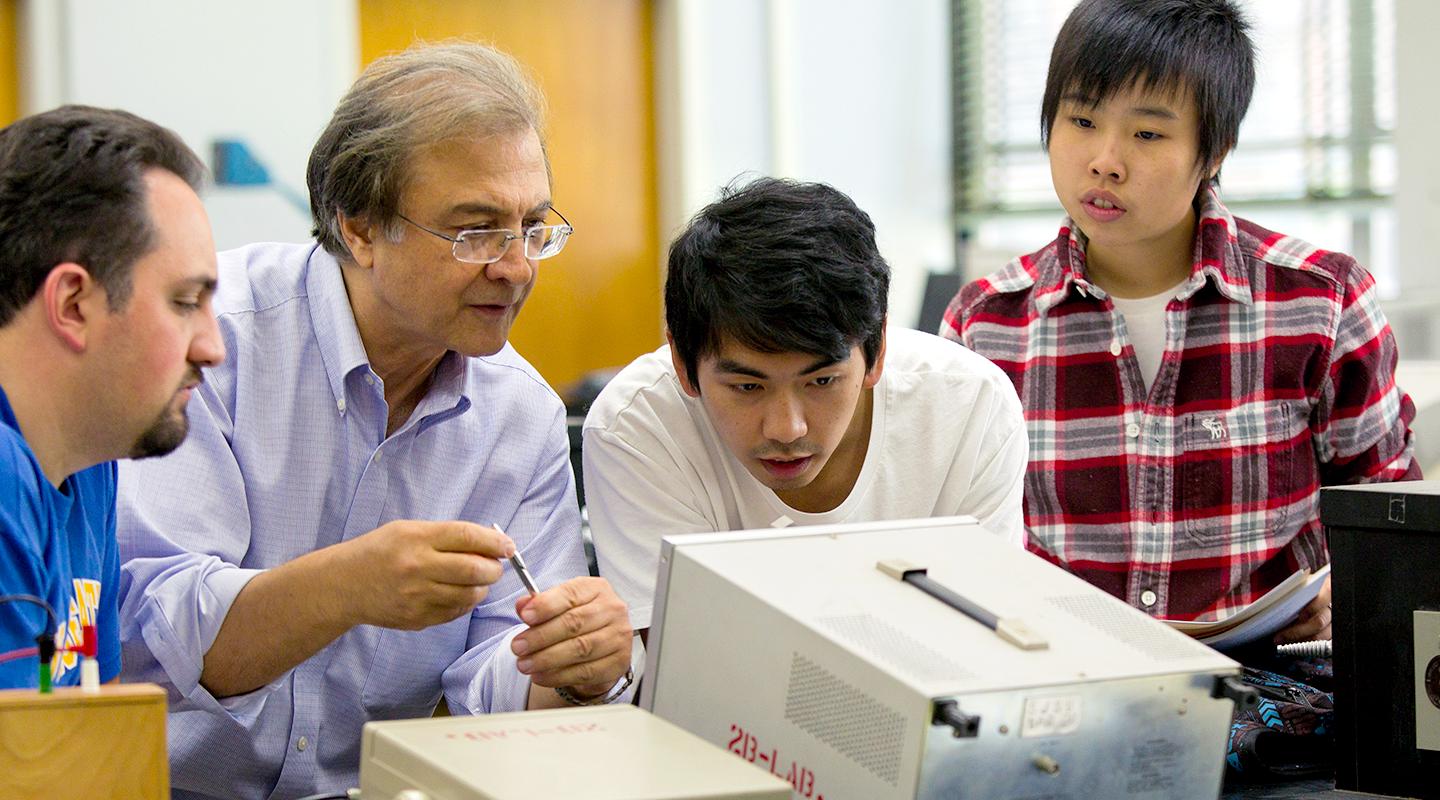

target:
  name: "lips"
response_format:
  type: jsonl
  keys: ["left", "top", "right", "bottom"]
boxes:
{"left": 469, "top": 303, "right": 512, "bottom": 317}
{"left": 1080, "top": 189, "right": 1126, "bottom": 223}
{"left": 759, "top": 455, "right": 813, "bottom": 480}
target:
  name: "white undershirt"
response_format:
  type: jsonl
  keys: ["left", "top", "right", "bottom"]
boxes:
{"left": 1110, "top": 284, "right": 1184, "bottom": 392}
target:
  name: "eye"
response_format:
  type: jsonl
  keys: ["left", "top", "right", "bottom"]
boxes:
{"left": 732, "top": 382, "right": 761, "bottom": 394}
{"left": 1071, "top": 116, "right": 1094, "bottom": 129}
{"left": 174, "top": 298, "right": 202, "bottom": 312}
{"left": 812, "top": 375, "right": 837, "bottom": 387}
{"left": 1136, "top": 130, "right": 1162, "bottom": 141}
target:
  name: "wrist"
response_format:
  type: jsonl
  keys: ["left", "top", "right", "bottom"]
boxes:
{"left": 554, "top": 667, "right": 635, "bottom": 706}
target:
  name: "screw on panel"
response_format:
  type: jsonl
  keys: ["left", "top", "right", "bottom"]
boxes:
{"left": 1032, "top": 754, "right": 1060, "bottom": 774}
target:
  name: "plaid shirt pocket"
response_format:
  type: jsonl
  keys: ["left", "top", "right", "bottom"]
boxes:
{"left": 1179, "top": 401, "right": 1307, "bottom": 549}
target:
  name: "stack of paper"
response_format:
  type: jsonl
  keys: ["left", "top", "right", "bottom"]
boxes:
{"left": 1164, "top": 564, "right": 1331, "bottom": 650}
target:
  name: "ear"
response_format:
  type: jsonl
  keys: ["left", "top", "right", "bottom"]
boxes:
{"left": 666, "top": 331, "right": 701, "bottom": 398}
{"left": 337, "top": 210, "right": 377, "bottom": 270}
{"left": 861, "top": 327, "right": 887, "bottom": 390}
{"left": 41, "top": 263, "right": 103, "bottom": 353}
{"left": 1205, "top": 147, "right": 1232, "bottom": 182}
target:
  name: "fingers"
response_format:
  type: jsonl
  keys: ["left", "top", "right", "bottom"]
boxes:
{"left": 385, "top": 582, "right": 492, "bottom": 631}
{"left": 391, "top": 520, "right": 512, "bottom": 587}
{"left": 343, "top": 520, "right": 515, "bottom": 631}
{"left": 429, "top": 521, "right": 515, "bottom": 559}
{"left": 1274, "top": 590, "right": 1333, "bottom": 644}
{"left": 512, "top": 577, "right": 633, "bottom": 689}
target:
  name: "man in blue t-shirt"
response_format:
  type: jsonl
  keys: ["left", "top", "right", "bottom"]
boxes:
{"left": 0, "top": 106, "right": 224, "bottom": 688}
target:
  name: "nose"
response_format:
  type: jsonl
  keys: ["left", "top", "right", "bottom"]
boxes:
{"left": 485, "top": 238, "right": 536, "bottom": 286}
{"left": 190, "top": 304, "right": 226, "bottom": 368}
{"left": 1088, "top": 132, "right": 1126, "bottom": 182}
{"left": 761, "top": 392, "right": 807, "bottom": 444}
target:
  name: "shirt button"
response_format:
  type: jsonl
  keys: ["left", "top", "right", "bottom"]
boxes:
{"left": 1110, "top": 340, "right": 1122, "bottom": 356}
{"left": 297, "top": 736, "right": 308, "bottom": 752}
{"left": 364, "top": 374, "right": 375, "bottom": 386}
{"left": 1126, "top": 423, "right": 1141, "bottom": 438}
{"left": 1140, "top": 590, "right": 1158, "bottom": 607}
{"left": 372, "top": 451, "right": 382, "bottom": 463}
{"left": 336, "top": 398, "right": 346, "bottom": 414}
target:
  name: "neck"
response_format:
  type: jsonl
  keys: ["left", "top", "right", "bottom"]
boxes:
{"left": 339, "top": 262, "right": 447, "bottom": 437}
{"left": 377, "top": 351, "right": 443, "bottom": 437}
{"left": 1083, "top": 206, "right": 1198, "bottom": 299}
{"left": 0, "top": 324, "right": 83, "bottom": 487}
{"left": 775, "top": 387, "right": 874, "bottom": 514}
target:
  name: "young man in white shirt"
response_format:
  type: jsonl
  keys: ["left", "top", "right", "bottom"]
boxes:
{"left": 583, "top": 177, "right": 1028, "bottom": 634}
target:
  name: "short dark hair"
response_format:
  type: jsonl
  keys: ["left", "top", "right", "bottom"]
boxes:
{"left": 307, "top": 41, "right": 548, "bottom": 261}
{"left": 0, "top": 105, "right": 205, "bottom": 328}
{"left": 665, "top": 177, "right": 890, "bottom": 388}
{"left": 1040, "top": 0, "right": 1255, "bottom": 178}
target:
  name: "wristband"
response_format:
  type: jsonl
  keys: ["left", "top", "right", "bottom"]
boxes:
{"left": 555, "top": 667, "right": 634, "bottom": 706}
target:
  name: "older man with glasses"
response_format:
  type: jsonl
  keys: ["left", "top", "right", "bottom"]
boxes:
{"left": 116, "top": 42, "right": 634, "bottom": 800}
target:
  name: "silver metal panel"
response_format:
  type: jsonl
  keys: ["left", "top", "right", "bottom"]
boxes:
{"left": 917, "top": 673, "right": 1233, "bottom": 800}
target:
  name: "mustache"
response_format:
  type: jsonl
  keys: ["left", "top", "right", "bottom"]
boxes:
{"left": 749, "top": 442, "right": 819, "bottom": 461}
{"left": 181, "top": 364, "right": 205, "bottom": 391}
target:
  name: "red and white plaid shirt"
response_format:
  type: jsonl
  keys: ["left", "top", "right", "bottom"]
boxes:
{"left": 945, "top": 188, "right": 1419, "bottom": 621}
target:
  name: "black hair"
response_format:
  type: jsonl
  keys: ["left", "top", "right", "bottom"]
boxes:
{"left": 0, "top": 105, "right": 205, "bottom": 327}
{"left": 1040, "top": 0, "right": 1255, "bottom": 178}
{"left": 665, "top": 177, "right": 889, "bottom": 388}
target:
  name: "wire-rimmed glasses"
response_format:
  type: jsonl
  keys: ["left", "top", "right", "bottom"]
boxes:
{"left": 398, "top": 208, "right": 573, "bottom": 264}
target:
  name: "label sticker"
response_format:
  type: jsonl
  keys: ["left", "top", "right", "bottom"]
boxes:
{"left": 1020, "top": 694, "right": 1083, "bottom": 738}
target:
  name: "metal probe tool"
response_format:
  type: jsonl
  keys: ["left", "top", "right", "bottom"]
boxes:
{"left": 495, "top": 524, "right": 539, "bottom": 596}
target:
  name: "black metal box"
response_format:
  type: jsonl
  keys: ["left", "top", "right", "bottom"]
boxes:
{"left": 1321, "top": 481, "right": 1440, "bottom": 798}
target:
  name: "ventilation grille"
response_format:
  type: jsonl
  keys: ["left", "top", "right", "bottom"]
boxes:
{"left": 818, "top": 613, "right": 980, "bottom": 684}
{"left": 1046, "top": 595, "right": 1211, "bottom": 662}
{"left": 783, "top": 652, "right": 907, "bottom": 786}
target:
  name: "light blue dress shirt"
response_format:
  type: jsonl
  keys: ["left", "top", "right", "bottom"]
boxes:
{"left": 117, "top": 243, "right": 588, "bottom": 800}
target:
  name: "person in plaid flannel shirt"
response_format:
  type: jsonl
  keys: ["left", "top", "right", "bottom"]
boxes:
{"left": 945, "top": 0, "right": 1420, "bottom": 643}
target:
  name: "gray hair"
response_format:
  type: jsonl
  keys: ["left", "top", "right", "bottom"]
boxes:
{"left": 306, "top": 40, "right": 549, "bottom": 260}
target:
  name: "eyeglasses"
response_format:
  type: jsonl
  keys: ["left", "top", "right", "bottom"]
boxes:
{"left": 397, "top": 209, "right": 573, "bottom": 264}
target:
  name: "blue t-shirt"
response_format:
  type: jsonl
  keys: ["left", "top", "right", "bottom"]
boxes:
{"left": 0, "top": 383, "right": 120, "bottom": 688}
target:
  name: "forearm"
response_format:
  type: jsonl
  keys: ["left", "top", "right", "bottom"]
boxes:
{"left": 199, "top": 545, "right": 353, "bottom": 698}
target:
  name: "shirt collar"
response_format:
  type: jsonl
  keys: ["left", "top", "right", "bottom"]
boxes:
{"left": 304, "top": 246, "right": 472, "bottom": 427}
{"left": 305, "top": 247, "right": 374, "bottom": 411}
{"left": 1033, "top": 186, "right": 1253, "bottom": 313}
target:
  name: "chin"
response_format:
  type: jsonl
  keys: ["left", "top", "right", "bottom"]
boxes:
{"left": 128, "top": 410, "right": 190, "bottom": 460}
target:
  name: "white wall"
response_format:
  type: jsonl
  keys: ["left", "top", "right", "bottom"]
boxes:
{"left": 656, "top": 0, "right": 954, "bottom": 329}
{"left": 21, "top": 0, "right": 359, "bottom": 251}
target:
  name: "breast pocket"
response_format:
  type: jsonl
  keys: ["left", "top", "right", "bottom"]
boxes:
{"left": 1179, "top": 401, "right": 1307, "bottom": 549}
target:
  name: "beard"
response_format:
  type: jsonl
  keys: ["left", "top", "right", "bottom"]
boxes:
{"left": 127, "top": 401, "right": 189, "bottom": 459}
{"left": 128, "top": 366, "right": 201, "bottom": 460}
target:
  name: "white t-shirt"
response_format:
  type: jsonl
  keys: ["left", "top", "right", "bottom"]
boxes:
{"left": 582, "top": 328, "right": 1028, "bottom": 628}
{"left": 1110, "top": 285, "right": 1183, "bottom": 393}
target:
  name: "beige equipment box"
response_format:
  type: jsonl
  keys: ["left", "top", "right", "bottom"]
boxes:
{"left": 642, "top": 517, "right": 1253, "bottom": 800}
{"left": 360, "top": 704, "right": 793, "bottom": 800}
